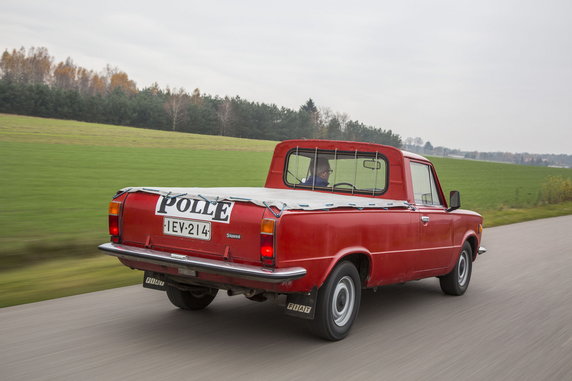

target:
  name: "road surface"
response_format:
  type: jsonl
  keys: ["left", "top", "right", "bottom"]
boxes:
{"left": 2, "top": 215, "right": 572, "bottom": 380}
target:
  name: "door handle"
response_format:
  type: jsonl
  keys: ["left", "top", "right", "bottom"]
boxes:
{"left": 421, "top": 216, "right": 430, "bottom": 223}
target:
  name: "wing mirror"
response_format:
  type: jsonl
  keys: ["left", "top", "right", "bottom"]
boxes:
{"left": 447, "top": 191, "right": 461, "bottom": 212}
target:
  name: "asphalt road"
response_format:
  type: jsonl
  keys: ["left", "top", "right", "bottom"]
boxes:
{"left": 2, "top": 215, "right": 572, "bottom": 380}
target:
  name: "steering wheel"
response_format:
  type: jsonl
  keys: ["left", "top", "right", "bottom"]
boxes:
{"left": 333, "top": 182, "right": 357, "bottom": 190}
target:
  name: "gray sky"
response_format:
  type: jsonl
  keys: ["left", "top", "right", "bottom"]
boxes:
{"left": 1, "top": 0, "right": 571, "bottom": 154}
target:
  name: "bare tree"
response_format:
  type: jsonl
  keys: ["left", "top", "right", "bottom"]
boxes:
{"left": 336, "top": 112, "right": 349, "bottom": 131}
{"left": 217, "top": 97, "right": 233, "bottom": 136}
{"left": 190, "top": 88, "right": 202, "bottom": 106}
{"left": 27, "top": 46, "right": 52, "bottom": 84}
{"left": 164, "top": 87, "right": 190, "bottom": 131}
{"left": 317, "top": 106, "right": 333, "bottom": 138}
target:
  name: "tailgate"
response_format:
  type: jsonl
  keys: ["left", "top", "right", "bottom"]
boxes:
{"left": 120, "top": 192, "right": 265, "bottom": 264}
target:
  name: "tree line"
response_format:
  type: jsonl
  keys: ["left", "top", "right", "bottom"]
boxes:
{"left": 404, "top": 137, "right": 572, "bottom": 168}
{"left": 0, "top": 46, "right": 402, "bottom": 147}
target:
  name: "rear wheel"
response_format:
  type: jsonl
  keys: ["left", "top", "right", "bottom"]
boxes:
{"left": 312, "top": 261, "right": 361, "bottom": 341}
{"left": 166, "top": 285, "right": 218, "bottom": 310}
{"left": 439, "top": 242, "right": 472, "bottom": 295}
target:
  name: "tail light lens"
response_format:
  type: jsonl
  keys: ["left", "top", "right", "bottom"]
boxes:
{"left": 108, "top": 201, "right": 122, "bottom": 241}
{"left": 260, "top": 218, "right": 276, "bottom": 266}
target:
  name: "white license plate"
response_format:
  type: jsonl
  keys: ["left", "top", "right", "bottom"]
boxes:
{"left": 163, "top": 217, "right": 211, "bottom": 240}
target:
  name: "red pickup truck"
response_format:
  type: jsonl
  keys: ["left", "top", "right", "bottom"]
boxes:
{"left": 99, "top": 139, "right": 485, "bottom": 340}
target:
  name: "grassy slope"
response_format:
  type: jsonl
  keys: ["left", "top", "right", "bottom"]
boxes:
{"left": 1, "top": 114, "right": 275, "bottom": 263}
{"left": 431, "top": 157, "right": 572, "bottom": 213}
{"left": 1, "top": 142, "right": 273, "bottom": 254}
{"left": 1, "top": 114, "right": 571, "bottom": 307}
{"left": 0, "top": 256, "right": 141, "bottom": 308}
{"left": 0, "top": 113, "right": 276, "bottom": 150}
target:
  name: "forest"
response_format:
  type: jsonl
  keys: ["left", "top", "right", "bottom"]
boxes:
{"left": 0, "top": 47, "right": 402, "bottom": 147}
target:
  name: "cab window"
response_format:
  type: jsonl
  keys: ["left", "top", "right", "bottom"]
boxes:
{"left": 284, "top": 148, "right": 388, "bottom": 195}
{"left": 410, "top": 162, "right": 442, "bottom": 206}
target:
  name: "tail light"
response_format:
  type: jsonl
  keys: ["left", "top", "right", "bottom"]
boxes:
{"left": 108, "top": 201, "right": 122, "bottom": 242}
{"left": 260, "top": 218, "right": 276, "bottom": 266}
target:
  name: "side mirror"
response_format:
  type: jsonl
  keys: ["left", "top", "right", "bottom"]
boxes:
{"left": 447, "top": 191, "right": 461, "bottom": 212}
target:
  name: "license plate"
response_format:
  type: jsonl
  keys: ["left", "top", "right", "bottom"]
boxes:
{"left": 163, "top": 217, "right": 211, "bottom": 240}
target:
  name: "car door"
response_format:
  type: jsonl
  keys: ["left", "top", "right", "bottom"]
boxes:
{"left": 409, "top": 161, "right": 455, "bottom": 277}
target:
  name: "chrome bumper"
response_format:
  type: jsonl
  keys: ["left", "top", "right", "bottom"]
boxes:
{"left": 98, "top": 242, "right": 307, "bottom": 283}
{"left": 478, "top": 246, "right": 487, "bottom": 255}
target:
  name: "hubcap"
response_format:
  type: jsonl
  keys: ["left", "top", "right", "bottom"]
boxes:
{"left": 331, "top": 276, "right": 355, "bottom": 327}
{"left": 458, "top": 250, "right": 469, "bottom": 287}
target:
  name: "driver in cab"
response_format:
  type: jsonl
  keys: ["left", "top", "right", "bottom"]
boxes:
{"left": 303, "top": 158, "right": 332, "bottom": 187}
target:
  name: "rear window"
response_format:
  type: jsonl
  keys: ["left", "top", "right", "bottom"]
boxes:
{"left": 284, "top": 148, "right": 388, "bottom": 195}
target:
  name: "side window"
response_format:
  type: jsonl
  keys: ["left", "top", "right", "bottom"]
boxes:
{"left": 285, "top": 154, "right": 312, "bottom": 185}
{"left": 410, "top": 162, "right": 442, "bottom": 206}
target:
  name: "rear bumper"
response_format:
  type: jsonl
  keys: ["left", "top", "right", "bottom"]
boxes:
{"left": 98, "top": 242, "right": 307, "bottom": 283}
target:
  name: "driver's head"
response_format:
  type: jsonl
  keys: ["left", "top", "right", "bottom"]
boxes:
{"left": 312, "top": 158, "right": 331, "bottom": 180}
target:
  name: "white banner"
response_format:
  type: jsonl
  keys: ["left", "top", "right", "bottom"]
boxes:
{"left": 155, "top": 197, "right": 234, "bottom": 224}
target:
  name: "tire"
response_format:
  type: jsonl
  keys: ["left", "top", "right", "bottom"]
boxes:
{"left": 439, "top": 242, "right": 473, "bottom": 296}
{"left": 166, "top": 285, "right": 218, "bottom": 310}
{"left": 312, "top": 261, "right": 361, "bottom": 341}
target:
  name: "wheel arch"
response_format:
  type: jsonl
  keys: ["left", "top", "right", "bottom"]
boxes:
{"left": 318, "top": 248, "right": 372, "bottom": 289}
{"left": 465, "top": 234, "right": 479, "bottom": 261}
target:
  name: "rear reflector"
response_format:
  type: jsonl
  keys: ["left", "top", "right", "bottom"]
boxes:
{"left": 109, "top": 201, "right": 121, "bottom": 215}
{"left": 260, "top": 218, "right": 275, "bottom": 234}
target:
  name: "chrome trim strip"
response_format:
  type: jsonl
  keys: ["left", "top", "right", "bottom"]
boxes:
{"left": 98, "top": 242, "right": 306, "bottom": 283}
{"left": 478, "top": 246, "right": 487, "bottom": 255}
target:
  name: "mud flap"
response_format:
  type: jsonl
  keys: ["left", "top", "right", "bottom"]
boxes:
{"left": 285, "top": 287, "right": 318, "bottom": 320}
{"left": 142, "top": 271, "right": 166, "bottom": 291}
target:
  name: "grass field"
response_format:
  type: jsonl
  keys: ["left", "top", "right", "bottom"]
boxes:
{"left": 1, "top": 114, "right": 276, "bottom": 267}
{"left": 1, "top": 113, "right": 571, "bottom": 307}
{"left": 431, "top": 157, "right": 572, "bottom": 210}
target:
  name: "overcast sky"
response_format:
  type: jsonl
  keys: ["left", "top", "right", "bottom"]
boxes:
{"left": 1, "top": 0, "right": 571, "bottom": 154}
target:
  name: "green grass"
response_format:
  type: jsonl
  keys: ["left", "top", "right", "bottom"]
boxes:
{"left": 0, "top": 142, "right": 271, "bottom": 266}
{"left": 482, "top": 201, "right": 572, "bottom": 227}
{"left": 0, "top": 113, "right": 277, "bottom": 151}
{"left": 0, "top": 255, "right": 141, "bottom": 308}
{"left": 1, "top": 141, "right": 272, "bottom": 258}
{"left": 0, "top": 113, "right": 276, "bottom": 267}
{"left": 1, "top": 113, "right": 571, "bottom": 307}
{"left": 431, "top": 157, "right": 572, "bottom": 215}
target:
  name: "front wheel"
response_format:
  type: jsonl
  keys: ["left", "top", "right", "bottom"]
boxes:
{"left": 439, "top": 242, "right": 473, "bottom": 296}
{"left": 312, "top": 261, "right": 361, "bottom": 341}
{"left": 166, "top": 285, "right": 218, "bottom": 310}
